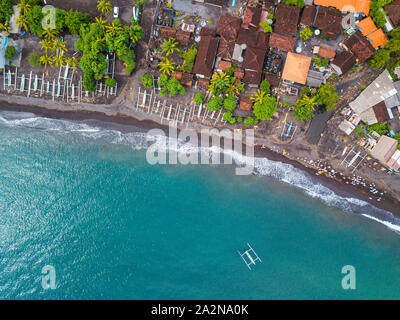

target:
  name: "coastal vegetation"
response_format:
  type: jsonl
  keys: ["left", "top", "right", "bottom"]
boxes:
{"left": 5, "top": 45, "right": 16, "bottom": 60}
{"left": 157, "top": 74, "right": 185, "bottom": 97}
{"left": 293, "top": 83, "right": 338, "bottom": 121}
{"left": 369, "top": 0, "right": 392, "bottom": 28}
{"left": 194, "top": 93, "right": 205, "bottom": 105}
{"left": 370, "top": 26, "right": 400, "bottom": 77}
{"left": 5, "top": 0, "right": 145, "bottom": 92}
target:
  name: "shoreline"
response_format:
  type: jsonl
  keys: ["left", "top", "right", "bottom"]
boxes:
{"left": 1, "top": 96, "right": 399, "bottom": 217}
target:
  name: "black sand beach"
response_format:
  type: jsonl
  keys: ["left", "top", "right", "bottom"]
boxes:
{"left": 1, "top": 99, "right": 399, "bottom": 217}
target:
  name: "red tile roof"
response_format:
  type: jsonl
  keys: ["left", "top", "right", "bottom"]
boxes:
{"left": 332, "top": 51, "right": 357, "bottom": 74}
{"left": 217, "top": 35, "right": 236, "bottom": 60}
{"left": 176, "top": 30, "right": 191, "bottom": 45}
{"left": 269, "top": 32, "right": 296, "bottom": 52}
{"left": 193, "top": 35, "right": 219, "bottom": 78}
{"left": 314, "top": 6, "right": 343, "bottom": 40}
{"left": 274, "top": 3, "right": 301, "bottom": 36}
{"left": 160, "top": 27, "right": 177, "bottom": 38}
{"left": 243, "top": 70, "right": 263, "bottom": 85}
{"left": 197, "top": 78, "right": 210, "bottom": 90}
{"left": 234, "top": 68, "right": 245, "bottom": 79}
{"left": 236, "top": 28, "right": 269, "bottom": 50}
{"left": 318, "top": 46, "right": 336, "bottom": 59}
{"left": 301, "top": 5, "right": 317, "bottom": 26}
{"left": 385, "top": 0, "right": 400, "bottom": 27}
{"left": 243, "top": 46, "right": 266, "bottom": 72}
{"left": 216, "top": 14, "right": 242, "bottom": 40}
{"left": 216, "top": 60, "right": 232, "bottom": 72}
{"left": 373, "top": 101, "right": 391, "bottom": 123}
{"left": 344, "top": 30, "right": 375, "bottom": 62}
{"left": 242, "top": 6, "right": 262, "bottom": 30}
{"left": 239, "top": 97, "right": 253, "bottom": 111}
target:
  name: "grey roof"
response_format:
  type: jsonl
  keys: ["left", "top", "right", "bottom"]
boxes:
{"left": 385, "top": 94, "right": 400, "bottom": 109}
{"left": 306, "top": 69, "right": 324, "bottom": 88}
{"left": 349, "top": 70, "right": 397, "bottom": 115}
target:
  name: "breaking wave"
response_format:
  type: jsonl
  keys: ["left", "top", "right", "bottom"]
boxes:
{"left": 1, "top": 111, "right": 399, "bottom": 234}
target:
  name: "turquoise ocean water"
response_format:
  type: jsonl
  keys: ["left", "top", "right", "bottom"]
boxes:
{"left": 1, "top": 110, "right": 400, "bottom": 299}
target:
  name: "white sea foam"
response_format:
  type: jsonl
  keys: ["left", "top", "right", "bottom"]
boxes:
{"left": 1, "top": 112, "right": 399, "bottom": 233}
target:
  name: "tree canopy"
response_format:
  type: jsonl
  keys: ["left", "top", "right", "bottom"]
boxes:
{"left": 253, "top": 96, "right": 277, "bottom": 121}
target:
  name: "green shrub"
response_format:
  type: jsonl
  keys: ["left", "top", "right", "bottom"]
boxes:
{"left": 105, "top": 78, "right": 117, "bottom": 88}
{"left": 28, "top": 52, "right": 41, "bottom": 67}
{"left": 5, "top": 46, "right": 16, "bottom": 60}
{"left": 141, "top": 74, "right": 154, "bottom": 88}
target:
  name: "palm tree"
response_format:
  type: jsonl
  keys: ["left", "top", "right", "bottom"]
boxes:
{"left": 54, "top": 56, "right": 67, "bottom": 68}
{"left": 66, "top": 57, "right": 80, "bottom": 71}
{"left": 209, "top": 72, "right": 229, "bottom": 95}
{"left": 95, "top": 17, "right": 108, "bottom": 31}
{"left": 297, "top": 94, "right": 317, "bottom": 109}
{"left": 53, "top": 39, "right": 68, "bottom": 57}
{"left": 43, "top": 28, "right": 59, "bottom": 41}
{"left": 16, "top": 16, "right": 28, "bottom": 32}
{"left": 250, "top": 89, "right": 267, "bottom": 104}
{"left": 161, "top": 37, "right": 180, "bottom": 56}
{"left": 97, "top": 0, "right": 112, "bottom": 16}
{"left": 129, "top": 24, "right": 143, "bottom": 44}
{"left": 41, "top": 39, "right": 54, "bottom": 55}
{"left": 158, "top": 57, "right": 176, "bottom": 75}
{"left": 0, "top": 21, "right": 11, "bottom": 36}
{"left": 17, "top": 0, "right": 32, "bottom": 16}
{"left": 105, "top": 21, "right": 123, "bottom": 37}
{"left": 39, "top": 54, "right": 55, "bottom": 69}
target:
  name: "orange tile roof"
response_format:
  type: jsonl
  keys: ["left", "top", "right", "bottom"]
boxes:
{"left": 356, "top": 17, "right": 377, "bottom": 36}
{"left": 282, "top": 52, "right": 312, "bottom": 85}
{"left": 367, "top": 28, "right": 388, "bottom": 48}
{"left": 314, "top": 0, "right": 371, "bottom": 15}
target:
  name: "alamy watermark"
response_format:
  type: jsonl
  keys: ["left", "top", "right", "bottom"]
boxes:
{"left": 41, "top": 265, "right": 56, "bottom": 290}
{"left": 341, "top": 265, "right": 356, "bottom": 290}
{"left": 145, "top": 126, "right": 255, "bottom": 175}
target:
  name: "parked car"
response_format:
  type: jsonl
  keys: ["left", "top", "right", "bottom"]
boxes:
{"left": 113, "top": 7, "right": 119, "bottom": 18}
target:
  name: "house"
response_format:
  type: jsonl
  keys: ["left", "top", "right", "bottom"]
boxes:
{"left": 339, "top": 120, "right": 356, "bottom": 135}
{"left": 282, "top": 52, "right": 312, "bottom": 85}
{"left": 160, "top": 27, "right": 177, "bottom": 39}
{"left": 200, "top": 27, "right": 216, "bottom": 37}
{"left": 314, "top": 6, "right": 343, "bottom": 40}
{"left": 269, "top": 33, "right": 297, "bottom": 52}
{"left": 196, "top": 78, "right": 210, "bottom": 90}
{"left": 216, "top": 60, "right": 232, "bottom": 73}
{"left": 236, "top": 28, "right": 269, "bottom": 50}
{"left": 193, "top": 35, "right": 219, "bottom": 78}
{"left": 313, "top": 0, "right": 371, "bottom": 15}
{"left": 356, "top": 16, "right": 377, "bottom": 36}
{"left": 314, "top": 46, "right": 336, "bottom": 60}
{"left": 274, "top": 3, "right": 301, "bottom": 36}
{"left": 176, "top": 30, "right": 191, "bottom": 45}
{"left": 300, "top": 5, "right": 317, "bottom": 27}
{"left": 217, "top": 36, "right": 236, "bottom": 60}
{"left": 242, "top": 46, "right": 267, "bottom": 86}
{"left": 344, "top": 30, "right": 375, "bottom": 62}
{"left": 234, "top": 67, "right": 245, "bottom": 79}
{"left": 371, "top": 136, "right": 400, "bottom": 171}
{"left": 385, "top": 0, "right": 400, "bottom": 28}
{"left": 356, "top": 17, "right": 388, "bottom": 49}
{"left": 306, "top": 69, "right": 325, "bottom": 88}
{"left": 264, "top": 74, "right": 281, "bottom": 87}
{"left": 366, "top": 28, "right": 388, "bottom": 49}
{"left": 349, "top": 70, "right": 398, "bottom": 124}
{"left": 216, "top": 14, "right": 241, "bottom": 40}
{"left": 242, "top": 6, "right": 262, "bottom": 30}
{"left": 331, "top": 51, "right": 357, "bottom": 75}
{"left": 239, "top": 97, "right": 253, "bottom": 111}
